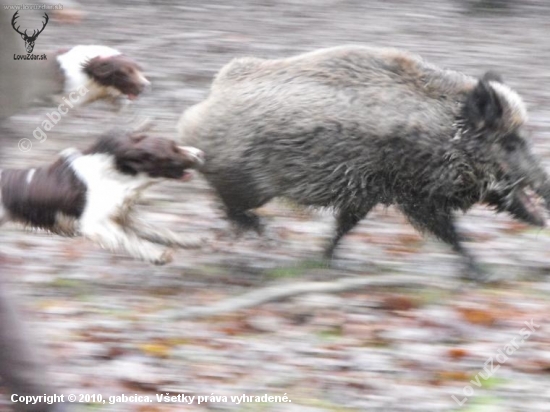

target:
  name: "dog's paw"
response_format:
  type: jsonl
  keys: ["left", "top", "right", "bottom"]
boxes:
{"left": 151, "top": 249, "right": 174, "bottom": 266}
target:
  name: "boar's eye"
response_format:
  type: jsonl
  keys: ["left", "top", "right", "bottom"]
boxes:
{"left": 502, "top": 134, "right": 524, "bottom": 153}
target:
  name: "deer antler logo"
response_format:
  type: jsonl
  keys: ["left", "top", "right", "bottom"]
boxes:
{"left": 11, "top": 11, "right": 49, "bottom": 54}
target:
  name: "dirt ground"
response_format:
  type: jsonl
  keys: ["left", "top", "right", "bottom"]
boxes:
{"left": 2, "top": 1, "right": 550, "bottom": 411}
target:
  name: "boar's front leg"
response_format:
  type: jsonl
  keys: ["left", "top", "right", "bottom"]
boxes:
{"left": 325, "top": 201, "right": 378, "bottom": 259}
{"left": 398, "top": 203, "right": 485, "bottom": 281}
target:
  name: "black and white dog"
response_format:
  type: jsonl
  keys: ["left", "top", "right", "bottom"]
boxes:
{"left": 0, "top": 131, "right": 204, "bottom": 265}
{"left": 50, "top": 45, "right": 150, "bottom": 107}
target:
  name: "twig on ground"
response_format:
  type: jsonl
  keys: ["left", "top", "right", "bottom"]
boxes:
{"left": 168, "top": 275, "right": 455, "bottom": 320}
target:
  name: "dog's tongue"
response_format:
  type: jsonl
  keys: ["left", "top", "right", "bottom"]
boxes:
{"left": 127, "top": 94, "right": 138, "bottom": 101}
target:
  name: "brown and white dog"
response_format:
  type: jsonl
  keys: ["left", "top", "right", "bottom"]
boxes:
{"left": 52, "top": 45, "right": 150, "bottom": 106}
{"left": 0, "top": 131, "right": 204, "bottom": 265}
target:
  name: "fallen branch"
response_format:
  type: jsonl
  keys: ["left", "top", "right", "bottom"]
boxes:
{"left": 168, "top": 275, "right": 455, "bottom": 320}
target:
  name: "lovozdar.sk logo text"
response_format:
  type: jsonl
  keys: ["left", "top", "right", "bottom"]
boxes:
{"left": 11, "top": 10, "right": 48, "bottom": 54}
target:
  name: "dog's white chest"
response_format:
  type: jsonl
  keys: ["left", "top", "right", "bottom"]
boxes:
{"left": 70, "top": 154, "right": 150, "bottom": 226}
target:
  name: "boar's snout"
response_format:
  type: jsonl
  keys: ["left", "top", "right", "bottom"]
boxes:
{"left": 487, "top": 130, "right": 550, "bottom": 227}
{"left": 511, "top": 183, "right": 546, "bottom": 227}
{"left": 487, "top": 163, "right": 549, "bottom": 227}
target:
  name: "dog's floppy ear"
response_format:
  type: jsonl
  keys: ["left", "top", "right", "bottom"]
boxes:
{"left": 116, "top": 148, "right": 152, "bottom": 175}
{"left": 83, "top": 56, "right": 117, "bottom": 81}
{"left": 464, "top": 78, "right": 503, "bottom": 130}
{"left": 114, "top": 135, "right": 151, "bottom": 175}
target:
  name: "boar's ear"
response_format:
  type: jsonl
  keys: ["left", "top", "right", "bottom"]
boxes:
{"left": 482, "top": 70, "right": 504, "bottom": 84}
{"left": 464, "top": 79, "right": 503, "bottom": 129}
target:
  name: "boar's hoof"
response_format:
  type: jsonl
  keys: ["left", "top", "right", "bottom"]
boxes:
{"left": 257, "top": 227, "right": 280, "bottom": 249}
{"left": 461, "top": 261, "right": 501, "bottom": 284}
{"left": 227, "top": 210, "right": 264, "bottom": 235}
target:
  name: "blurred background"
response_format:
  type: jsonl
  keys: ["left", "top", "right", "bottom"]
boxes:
{"left": 2, "top": 0, "right": 550, "bottom": 411}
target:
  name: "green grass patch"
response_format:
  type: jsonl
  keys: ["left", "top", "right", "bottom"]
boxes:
{"left": 267, "top": 259, "right": 328, "bottom": 279}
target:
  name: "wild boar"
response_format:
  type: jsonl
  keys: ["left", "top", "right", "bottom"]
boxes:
{"left": 178, "top": 46, "right": 550, "bottom": 279}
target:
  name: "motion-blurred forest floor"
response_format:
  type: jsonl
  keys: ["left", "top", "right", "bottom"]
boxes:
{"left": 2, "top": 1, "right": 550, "bottom": 410}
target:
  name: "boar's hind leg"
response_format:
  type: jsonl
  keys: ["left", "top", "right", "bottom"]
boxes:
{"left": 211, "top": 178, "right": 270, "bottom": 235}
{"left": 227, "top": 209, "right": 263, "bottom": 234}
{"left": 398, "top": 204, "right": 485, "bottom": 281}
{"left": 325, "top": 202, "right": 377, "bottom": 259}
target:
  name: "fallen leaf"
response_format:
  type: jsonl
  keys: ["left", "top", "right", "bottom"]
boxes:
{"left": 457, "top": 308, "right": 496, "bottom": 326}
{"left": 448, "top": 347, "right": 469, "bottom": 360}
{"left": 381, "top": 295, "right": 418, "bottom": 312}
{"left": 139, "top": 343, "right": 171, "bottom": 358}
